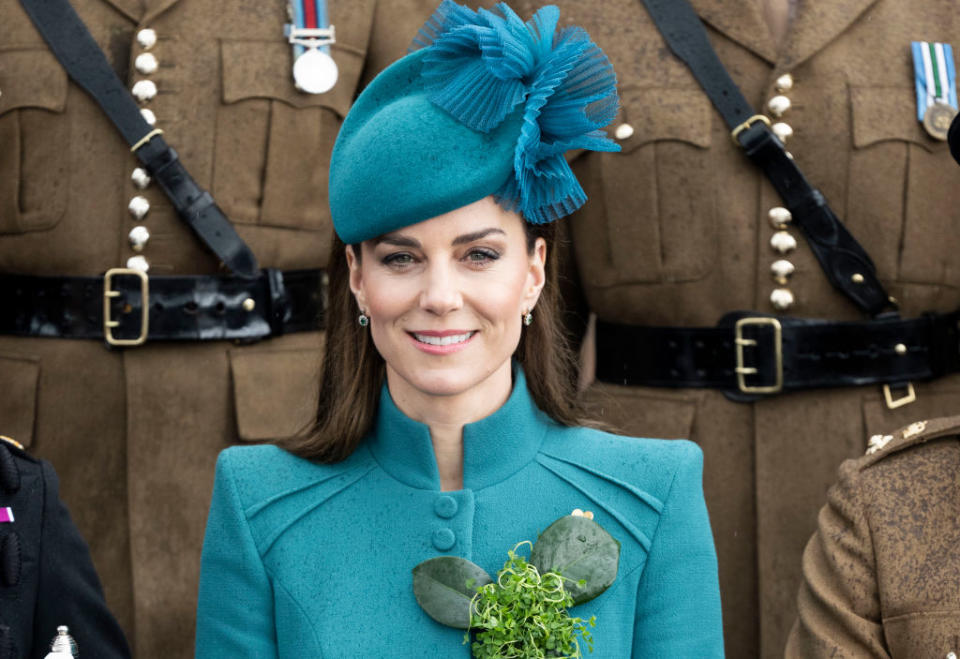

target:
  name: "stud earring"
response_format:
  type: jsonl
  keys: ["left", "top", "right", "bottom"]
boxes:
{"left": 358, "top": 312, "right": 370, "bottom": 327}
{"left": 523, "top": 310, "right": 533, "bottom": 326}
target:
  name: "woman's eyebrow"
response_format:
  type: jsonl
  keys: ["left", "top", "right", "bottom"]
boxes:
{"left": 452, "top": 228, "right": 506, "bottom": 246}
{"left": 373, "top": 234, "right": 420, "bottom": 248}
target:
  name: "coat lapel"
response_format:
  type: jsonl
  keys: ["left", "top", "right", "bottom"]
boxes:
{"left": 688, "top": 0, "right": 779, "bottom": 64}
{"left": 780, "top": 0, "right": 882, "bottom": 70}
{"left": 96, "top": 0, "right": 143, "bottom": 24}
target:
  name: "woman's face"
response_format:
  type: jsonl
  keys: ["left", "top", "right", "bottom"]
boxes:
{"left": 347, "top": 196, "right": 546, "bottom": 402}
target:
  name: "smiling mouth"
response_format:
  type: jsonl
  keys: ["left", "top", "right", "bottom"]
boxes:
{"left": 411, "top": 331, "right": 477, "bottom": 346}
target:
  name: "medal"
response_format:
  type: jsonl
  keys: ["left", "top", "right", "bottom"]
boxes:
{"left": 286, "top": 0, "right": 338, "bottom": 95}
{"left": 911, "top": 41, "right": 958, "bottom": 141}
{"left": 293, "top": 47, "right": 338, "bottom": 95}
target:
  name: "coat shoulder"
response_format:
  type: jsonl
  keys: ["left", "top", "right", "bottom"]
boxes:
{"left": 859, "top": 414, "right": 960, "bottom": 468}
{"left": 216, "top": 443, "right": 374, "bottom": 512}
{"left": 540, "top": 425, "right": 702, "bottom": 504}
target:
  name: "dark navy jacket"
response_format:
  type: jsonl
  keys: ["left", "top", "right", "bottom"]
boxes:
{"left": 0, "top": 438, "right": 130, "bottom": 659}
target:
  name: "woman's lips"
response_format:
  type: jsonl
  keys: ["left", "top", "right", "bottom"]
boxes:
{"left": 408, "top": 330, "right": 477, "bottom": 354}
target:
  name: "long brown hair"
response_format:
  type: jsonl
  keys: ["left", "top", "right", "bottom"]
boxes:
{"left": 282, "top": 219, "right": 584, "bottom": 463}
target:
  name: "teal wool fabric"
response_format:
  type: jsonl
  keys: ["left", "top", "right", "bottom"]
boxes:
{"left": 195, "top": 371, "right": 725, "bottom": 657}
{"left": 329, "top": 47, "right": 523, "bottom": 245}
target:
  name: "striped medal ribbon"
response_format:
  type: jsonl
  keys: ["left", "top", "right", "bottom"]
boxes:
{"left": 911, "top": 41, "right": 958, "bottom": 140}
{"left": 0, "top": 507, "right": 13, "bottom": 523}
{"left": 285, "top": 0, "right": 338, "bottom": 94}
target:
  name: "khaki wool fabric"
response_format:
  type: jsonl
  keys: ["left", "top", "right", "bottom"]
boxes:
{"left": 0, "top": 1, "right": 435, "bottom": 657}
{"left": 514, "top": 0, "right": 960, "bottom": 657}
{"left": 787, "top": 415, "right": 960, "bottom": 657}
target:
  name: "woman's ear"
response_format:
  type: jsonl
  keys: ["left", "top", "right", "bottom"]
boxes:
{"left": 524, "top": 237, "right": 547, "bottom": 312}
{"left": 345, "top": 244, "right": 367, "bottom": 312}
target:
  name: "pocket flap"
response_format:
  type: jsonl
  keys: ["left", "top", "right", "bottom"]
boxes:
{"left": 882, "top": 609, "right": 960, "bottom": 658}
{"left": 851, "top": 86, "right": 940, "bottom": 151}
{"left": 230, "top": 346, "right": 323, "bottom": 442}
{"left": 0, "top": 48, "right": 68, "bottom": 116}
{"left": 220, "top": 39, "right": 364, "bottom": 118}
{"left": 614, "top": 86, "right": 712, "bottom": 154}
{"left": 0, "top": 353, "right": 40, "bottom": 448}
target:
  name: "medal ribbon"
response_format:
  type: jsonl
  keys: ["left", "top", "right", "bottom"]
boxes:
{"left": 911, "top": 41, "right": 958, "bottom": 120}
{"left": 0, "top": 507, "right": 13, "bottom": 523}
{"left": 290, "top": 0, "right": 331, "bottom": 59}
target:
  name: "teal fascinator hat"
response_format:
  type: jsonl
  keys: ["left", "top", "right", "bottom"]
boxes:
{"left": 329, "top": 1, "right": 620, "bottom": 245}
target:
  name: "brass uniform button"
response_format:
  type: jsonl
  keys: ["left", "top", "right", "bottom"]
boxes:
{"left": 614, "top": 123, "right": 634, "bottom": 140}
{"left": 771, "top": 122, "right": 794, "bottom": 142}
{"left": 766, "top": 95, "right": 791, "bottom": 117}
{"left": 132, "top": 80, "right": 158, "bottom": 103}
{"left": 128, "top": 226, "right": 150, "bottom": 251}
{"left": 770, "top": 288, "right": 795, "bottom": 310}
{"left": 128, "top": 196, "right": 150, "bottom": 220}
{"left": 775, "top": 73, "right": 794, "bottom": 93}
{"left": 770, "top": 231, "right": 798, "bottom": 254}
{"left": 136, "top": 28, "right": 158, "bottom": 50}
{"left": 768, "top": 206, "right": 792, "bottom": 228}
{"left": 126, "top": 255, "right": 149, "bottom": 273}
{"left": 770, "top": 259, "right": 795, "bottom": 284}
{"left": 135, "top": 53, "right": 159, "bottom": 75}
{"left": 140, "top": 108, "right": 157, "bottom": 126}
{"left": 131, "top": 168, "right": 151, "bottom": 190}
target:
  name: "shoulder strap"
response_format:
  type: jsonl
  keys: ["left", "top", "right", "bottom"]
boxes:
{"left": 17, "top": 0, "right": 260, "bottom": 279}
{"left": 640, "top": 0, "right": 893, "bottom": 317}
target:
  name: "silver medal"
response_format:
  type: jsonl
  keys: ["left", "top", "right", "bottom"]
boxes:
{"left": 293, "top": 47, "right": 338, "bottom": 95}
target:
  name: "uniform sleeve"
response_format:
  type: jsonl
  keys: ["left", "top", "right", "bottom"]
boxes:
{"left": 195, "top": 451, "right": 278, "bottom": 658}
{"left": 32, "top": 461, "right": 131, "bottom": 659}
{"left": 632, "top": 442, "right": 724, "bottom": 658}
{"left": 785, "top": 459, "right": 888, "bottom": 658}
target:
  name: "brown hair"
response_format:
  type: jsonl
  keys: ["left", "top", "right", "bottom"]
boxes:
{"left": 282, "top": 220, "right": 584, "bottom": 463}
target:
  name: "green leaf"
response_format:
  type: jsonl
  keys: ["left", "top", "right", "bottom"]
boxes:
{"left": 412, "top": 556, "right": 492, "bottom": 629}
{"left": 530, "top": 515, "right": 620, "bottom": 605}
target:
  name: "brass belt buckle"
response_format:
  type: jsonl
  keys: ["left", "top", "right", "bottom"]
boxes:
{"left": 883, "top": 382, "right": 917, "bottom": 409}
{"left": 103, "top": 268, "right": 149, "bottom": 346}
{"left": 734, "top": 317, "right": 784, "bottom": 394}
{"left": 730, "top": 114, "right": 771, "bottom": 145}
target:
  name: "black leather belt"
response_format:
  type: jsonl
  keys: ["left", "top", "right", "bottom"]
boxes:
{"left": 0, "top": 269, "right": 324, "bottom": 345}
{"left": 595, "top": 312, "right": 960, "bottom": 404}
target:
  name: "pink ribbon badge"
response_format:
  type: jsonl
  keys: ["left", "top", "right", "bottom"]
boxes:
{"left": 0, "top": 507, "right": 13, "bottom": 523}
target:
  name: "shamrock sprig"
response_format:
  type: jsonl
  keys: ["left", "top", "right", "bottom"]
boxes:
{"left": 412, "top": 515, "right": 620, "bottom": 658}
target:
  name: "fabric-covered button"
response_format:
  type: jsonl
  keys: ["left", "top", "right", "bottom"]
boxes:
{"left": 432, "top": 528, "right": 456, "bottom": 551}
{"left": 434, "top": 495, "right": 458, "bottom": 519}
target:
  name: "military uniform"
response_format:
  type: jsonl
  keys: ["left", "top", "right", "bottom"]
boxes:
{"left": 0, "top": 436, "right": 130, "bottom": 659}
{"left": 0, "top": 1, "right": 434, "bottom": 656}
{"left": 511, "top": 0, "right": 960, "bottom": 656}
{"left": 786, "top": 415, "right": 960, "bottom": 657}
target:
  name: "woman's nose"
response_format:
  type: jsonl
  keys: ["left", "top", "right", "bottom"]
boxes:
{"left": 419, "top": 262, "right": 462, "bottom": 315}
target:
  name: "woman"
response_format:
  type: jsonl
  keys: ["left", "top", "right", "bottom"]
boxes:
{"left": 195, "top": 2, "right": 724, "bottom": 656}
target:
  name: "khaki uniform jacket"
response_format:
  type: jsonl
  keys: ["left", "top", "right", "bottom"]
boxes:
{"left": 786, "top": 415, "right": 960, "bottom": 657}
{"left": 0, "top": 1, "right": 434, "bottom": 657}
{"left": 514, "top": 0, "right": 960, "bottom": 657}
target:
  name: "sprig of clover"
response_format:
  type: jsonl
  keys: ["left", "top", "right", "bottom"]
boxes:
{"left": 412, "top": 515, "right": 620, "bottom": 658}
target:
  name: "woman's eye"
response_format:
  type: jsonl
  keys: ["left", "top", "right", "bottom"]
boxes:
{"left": 465, "top": 248, "right": 500, "bottom": 264}
{"left": 382, "top": 252, "right": 416, "bottom": 266}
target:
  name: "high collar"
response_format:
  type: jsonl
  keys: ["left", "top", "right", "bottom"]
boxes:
{"left": 366, "top": 368, "right": 550, "bottom": 491}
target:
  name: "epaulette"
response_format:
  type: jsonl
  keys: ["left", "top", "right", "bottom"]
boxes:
{"left": 0, "top": 436, "right": 23, "bottom": 451}
{"left": 862, "top": 414, "right": 960, "bottom": 466}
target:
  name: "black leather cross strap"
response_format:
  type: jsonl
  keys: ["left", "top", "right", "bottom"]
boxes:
{"left": 0, "top": 270, "right": 324, "bottom": 343}
{"left": 18, "top": 0, "right": 259, "bottom": 279}
{"left": 640, "top": 0, "right": 892, "bottom": 317}
{"left": 595, "top": 312, "right": 960, "bottom": 395}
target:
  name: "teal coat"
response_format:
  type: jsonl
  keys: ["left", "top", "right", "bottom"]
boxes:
{"left": 195, "top": 372, "right": 724, "bottom": 657}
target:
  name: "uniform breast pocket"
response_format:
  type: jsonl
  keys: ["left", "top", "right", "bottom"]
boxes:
{"left": 882, "top": 610, "right": 960, "bottom": 658}
{"left": 846, "top": 86, "right": 960, "bottom": 289}
{"left": 0, "top": 48, "right": 69, "bottom": 234}
{"left": 214, "top": 38, "right": 367, "bottom": 232}
{"left": 588, "top": 86, "right": 715, "bottom": 285}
